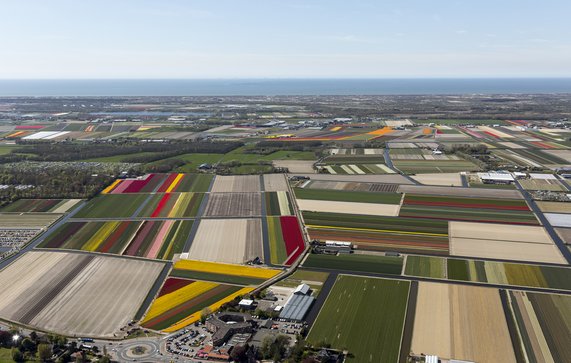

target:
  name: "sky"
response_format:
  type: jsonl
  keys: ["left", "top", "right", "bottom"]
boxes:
{"left": 0, "top": 0, "right": 570, "bottom": 79}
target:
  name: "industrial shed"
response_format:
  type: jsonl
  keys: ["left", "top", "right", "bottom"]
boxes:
{"left": 279, "top": 294, "right": 315, "bottom": 321}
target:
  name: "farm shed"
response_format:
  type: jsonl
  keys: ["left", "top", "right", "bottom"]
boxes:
{"left": 279, "top": 294, "right": 315, "bottom": 321}
{"left": 294, "top": 283, "right": 311, "bottom": 295}
{"left": 477, "top": 172, "right": 514, "bottom": 184}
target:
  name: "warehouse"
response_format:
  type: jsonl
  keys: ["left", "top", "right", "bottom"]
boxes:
{"left": 279, "top": 284, "right": 315, "bottom": 321}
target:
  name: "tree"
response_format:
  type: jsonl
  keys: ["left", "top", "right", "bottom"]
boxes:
{"left": 200, "top": 307, "right": 212, "bottom": 323}
{"left": 11, "top": 348, "right": 24, "bottom": 362}
{"left": 0, "top": 331, "right": 12, "bottom": 347}
{"left": 20, "top": 337, "right": 36, "bottom": 353}
{"left": 38, "top": 343, "right": 53, "bottom": 362}
{"left": 230, "top": 345, "right": 248, "bottom": 362}
{"left": 260, "top": 335, "right": 291, "bottom": 361}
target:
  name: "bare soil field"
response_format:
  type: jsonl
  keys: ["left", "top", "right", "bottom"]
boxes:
{"left": 297, "top": 199, "right": 400, "bottom": 216}
{"left": 544, "top": 149, "right": 571, "bottom": 163}
{"left": 0, "top": 251, "right": 163, "bottom": 337}
{"left": 306, "top": 181, "right": 400, "bottom": 193}
{"left": 203, "top": 193, "right": 262, "bottom": 217}
{"left": 398, "top": 185, "right": 523, "bottom": 199}
{"left": 545, "top": 213, "right": 571, "bottom": 228}
{"left": 449, "top": 221, "right": 566, "bottom": 264}
{"left": 296, "top": 173, "right": 413, "bottom": 184}
{"left": 188, "top": 219, "right": 263, "bottom": 264}
{"left": 411, "top": 173, "right": 462, "bottom": 186}
{"left": 0, "top": 213, "right": 61, "bottom": 228}
{"left": 536, "top": 201, "right": 571, "bottom": 213}
{"left": 555, "top": 227, "right": 571, "bottom": 244}
{"left": 273, "top": 160, "right": 315, "bottom": 173}
{"left": 211, "top": 175, "right": 261, "bottom": 193}
{"left": 519, "top": 178, "right": 565, "bottom": 191}
{"left": 411, "top": 282, "right": 516, "bottom": 363}
{"left": 263, "top": 174, "right": 289, "bottom": 191}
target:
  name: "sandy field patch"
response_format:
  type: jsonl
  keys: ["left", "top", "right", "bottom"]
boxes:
{"left": 498, "top": 142, "right": 526, "bottom": 149}
{"left": 297, "top": 199, "right": 400, "bottom": 216}
{"left": 545, "top": 213, "right": 571, "bottom": 228}
{"left": 411, "top": 282, "right": 516, "bottom": 363}
{"left": 411, "top": 173, "right": 462, "bottom": 186}
{"left": 273, "top": 160, "right": 315, "bottom": 173}
{"left": 0, "top": 251, "right": 163, "bottom": 337}
{"left": 449, "top": 221, "right": 565, "bottom": 264}
{"left": 211, "top": 175, "right": 261, "bottom": 193}
{"left": 203, "top": 193, "right": 261, "bottom": 217}
{"left": 0, "top": 213, "right": 61, "bottom": 228}
{"left": 544, "top": 149, "right": 571, "bottom": 163}
{"left": 51, "top": 199, "right": 82, "bottom": 214}
{"left": 188, "top": 219, "right": 262, "bottom": 264}
{"left": 263, "top": 174, "right": 289, "bottom": 191}
{"left": 398, "top": 184, "right": 523, "bottom": 199}
{"left": 536, "top": 201, "right": 571, "bottom": 213}
{"left": 555, "top": 227, "right": 571, "bottom": 244}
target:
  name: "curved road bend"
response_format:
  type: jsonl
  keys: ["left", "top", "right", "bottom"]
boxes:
{"left": 383, "top": 147, "right": 419, "bottom": 185}
{"left": 515, "top": 180, "right": 571, "bottom": 264}
{"left": 0, "top": 201, "right": 88, "bottom": 270}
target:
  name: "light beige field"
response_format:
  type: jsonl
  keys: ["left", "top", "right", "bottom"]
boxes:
{"left": 498, "top": 141, "right": 526, "bottom": 149}
{"left": 273, "top": 160, "right": 315, "bottom": 173}
{"left": 263, "top": 174, "right": 289, "bottom": 191}
{"left": 544, "top": 149, "right": 571, "bottom": 163}
{"left": 188, "top": 219, "right": 262, "bottom": 264}
{"left": 537, "top": 201, "right": 571, "bottom": 213}
{"left": 0, "top": 213, "right": 61, "bottom": 228}
{"left": 210, "top": 175, "right": 261, "bottom": 193}
{"left": 30, "top": 255, "right": 163, "bottom": 337}
{"left": 411, "top": 282, "right": 516, "bottom": 363}
{"left": 296, "top": 199, "right": 400, "bottom": 216}
{"left": 555, "top": 227, "right": 571, "bottom": 244}
{"left": 411, "top": 173, "right": 462, "bottom": 186}
{"left": 203, "top": 193, "right": 262, "bottom": 217}
{"left": 51, "top": 199, "right": 82, "bottom": 214}
{"left": 0, "top": 251, "right": 163, "bottom": 337}
{"left": 398, "top": 184, "right": 523, "bottom": 199}
{"left": 519, "top": 178, "right": 565, "bottom": 191}
{"left": 449, "top": 221, "right": 566, "bottom": 264}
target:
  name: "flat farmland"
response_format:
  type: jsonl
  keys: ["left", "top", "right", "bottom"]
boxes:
{"left": 297, "top": 199, "right": 400, "bottom": 216}
{"left": 262, "top": 174, "right": 288, "bottom": 191}
{"left": 137, "top": 192, "right": 204, "bottom": 218}
{"left": 203, "top": 193, "right": 261, "bottom": 217}
{"left": 447, "top": 258, "right": 571, "bottom": 291}
{"left": 294, "top": 187, "right": 402, "bottom": 204}
{"left": 505, "top": 290, "right": 571, "bottom": 362}
{"left": 398, "top": 184, "right": 524, "bottom": 199}
{"left": 265, "top": 191, "right": 293, "bottom": 216}
{"left": 411, "top": 172, "right": 462, "bottom": 186}
{"left": 0, "top": 251, "right": 164, "bottom": 337}
{"left": 449, "top": 221, "right": 566, "bottom": 264}
{"left": 404, "top": 255, "right": 446, "bottom": 278}
{"left": 170, "top": 259, "right": 280, "bottom": 285}
{"left": 0, "top": 213, "right": 61, "bottom": 228}
{"left": 322, "top": 163, "right": 393, "bottom": 175}
{"left": 410, "top": 282, "right": 516, "bottom": 363}
{"left": 537, "top": 201, "right": 571, "bottom": 213}
{"left": 307, "top": 275, "right": 410, "bottom": 363}
{"left": 393, "top": 159, "right": 479, "bottom": 174}
{"left": 304, "top": 180, "right": 400, "bottom": 193}
{"left": 400, "top": 194, "right": 538, "bottom": 225}
{"left": 303, "top": 253, "right": 403, "bottom": 275}
{"left": 40, "top": 220, "right": 193, "bottom": 260}
{"left": 74, "top": 194, "right": 149, "bottom": 218}
{"left": 103, "top": 173, "right": 168, "bottom": 194}
{"left": 155, "top": 173, "right": 213, "bottom": 193}
{"left": 0, "top": 199, "right": 81, "bottom": 213}
{"left": 545, "top": 213, "right": 571, "bottom": 228}
{"left": 519, "top": 178, "right": 566, "bottom": 191}
{"left": 210, "top": 175, "right": 261, "bottom": 193}
{"left": 188, "top": 219, "right": 263, "bottom": 264}
{"left": 303, "top": 211, "right": 449, "bottom": 254}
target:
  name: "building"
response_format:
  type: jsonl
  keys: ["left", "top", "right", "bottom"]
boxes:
{"left": 279, "top": 284, "right": 315, "bottom": 321}
{"left": 205, "top": 312, "right": 254, "bottom": 346}
{"left": 477, "top": 172, "right": 514, "bottom": 184}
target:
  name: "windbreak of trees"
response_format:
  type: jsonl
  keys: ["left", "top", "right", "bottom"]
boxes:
{"left": 5, "top": 140, "right": 243, "bottom": 163}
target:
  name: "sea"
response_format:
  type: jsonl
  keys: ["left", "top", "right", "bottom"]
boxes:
{"left": 0, "top": 78, "right": 570, "bottom": 97}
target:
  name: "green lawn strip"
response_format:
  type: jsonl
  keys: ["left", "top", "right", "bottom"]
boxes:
{"left": 268, "top": 217, "right": 287, "bottom": 264}
{"left": 325, "top": 156, "right": 385, "bottom": 164}
{"left": 528, "top": 293, "right": 571, "bottom": 360}
{"left": 302, "top": 211, "right": 449, "bottom": 235}
{"left": 265, "top": 192, "right": 281, "bottom": 216}
{"left": 182, "top": 193, "right": 204, "bottom": 217}
{"left": 404, "top": 255, "right": 446, "bottom": 278}
{"left": 39, "top": 222, "right": 86, "bottom": 248}
{"left": 294, "top": 188, "right": 402, "bottom": 204}
{"left": 74, "top": 194, "right": 149, "bottom": 218}
{"left": 162, "top": 221, "right": 194, "bottom": 260}
{"left": 307, "top": 275, "right": 409, "bottom": 363}
{"left": 538, "top": 265, "right": 571, "bottom": 291}
{"left": 145, "top": 285, "right": 242, "bottom": 331}
{"left": 399, "top": 205, "right": 538, "bottom": 224}
{"left": 447, "top": 258, "right": 470, "bottom": 281}
{"left": 404, "top": 194, "right": 529, "bottom": 208}
{"left": 137, "top": 194, "right": 163, "bottom": 217}
{"left": 170, "top": 269, "right": 265, "bottom": 285}
{"left": 303, "top": 254, "right": 403, "bottom": 275}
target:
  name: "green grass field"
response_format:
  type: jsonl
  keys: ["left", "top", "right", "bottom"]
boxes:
{"left": 268, "top": 217, "right": 287, "bottom": 265}
{"left": 294, "top": 188, "right": 402, "bottom": 204}
{"left": 393, "top": 159, "right": 480, "bottom": 174}
{"left": 404, "top": 255, "right": 446, "bottom": 278}
{"left": 303, "top": 254, "right": 404, "bottom": 275}
{"left": 74, "top": 193, "right": 149, "bottom": 218}
{"left": 307, "top": 275, "right": 410, "bottom": 363}
{"left": 275, "top": 269, "right": 330, "bottom": 295}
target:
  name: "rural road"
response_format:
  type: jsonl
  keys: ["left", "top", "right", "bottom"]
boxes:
{"left": 515, "top": 180, "right": 571, "bottom": 264}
